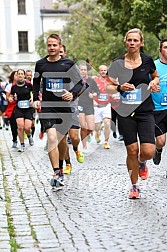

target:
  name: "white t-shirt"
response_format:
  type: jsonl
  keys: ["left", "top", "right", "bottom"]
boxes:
{"left": 5, "top": 83, "right": 12, "bottom": 93}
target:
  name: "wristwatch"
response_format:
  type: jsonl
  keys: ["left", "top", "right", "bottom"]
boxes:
{"left": 117, "top": 85, "right": 122, "bottom": 92}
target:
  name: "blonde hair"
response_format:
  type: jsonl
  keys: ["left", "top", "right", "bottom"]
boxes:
{"left": 124, "top": 28, "right": 144, "bottom": 42}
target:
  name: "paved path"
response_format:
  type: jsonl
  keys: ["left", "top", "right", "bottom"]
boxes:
{"left": 1, "top": 126, "right": 167, "bottom": 252}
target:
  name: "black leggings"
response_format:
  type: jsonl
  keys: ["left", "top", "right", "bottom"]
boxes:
{"left": 10, "top": 112, "right": 18, "bottom": 142}
{"left": 111, "top": 107, "right": 122, "bottom": 135}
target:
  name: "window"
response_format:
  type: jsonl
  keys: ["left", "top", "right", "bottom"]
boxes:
{"left": 18, "top": 32, "right": 28, "bottom": 52}
{"left": 18, "top": 0, "right": 26, "bottom": 14}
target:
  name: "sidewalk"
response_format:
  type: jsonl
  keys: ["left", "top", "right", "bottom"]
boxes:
{"left": 1, "top": 127, "right": 167, "bottom": 252}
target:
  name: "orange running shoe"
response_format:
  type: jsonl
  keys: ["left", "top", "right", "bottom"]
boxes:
{"left": 139, "top": 162, "right": 149, "bottom": 180}
{"left": 39, "top": 132, "right": 44, "bottom": 140}
{"left": 129, "top": 185, "right": 140, "bottom": 199}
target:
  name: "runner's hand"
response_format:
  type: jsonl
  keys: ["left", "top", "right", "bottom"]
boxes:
{"left": 147, "top": 80, "right": 158, "bottom": 90}
{"left": 33, "top": 101, "right": 41, "bottom": 109}
{"left": 150, "top": 85, "right": 161, "bottom": 93}
{"left": 120, "top": 83, "right": 135, "bottom": 92}
{"left": 62, "top": 89, "right": 73, "bottom": 101}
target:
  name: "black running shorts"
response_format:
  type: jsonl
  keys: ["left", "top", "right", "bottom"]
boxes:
{"left": 153, "top": 110, "right": 167, "bottom": 137}
{"left": 118, "top": 112, "right": 155, "bottom": 146}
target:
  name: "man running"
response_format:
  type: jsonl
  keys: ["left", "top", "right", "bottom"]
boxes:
{"left": 33, "top": 34, "right": 84, "bottom": 190}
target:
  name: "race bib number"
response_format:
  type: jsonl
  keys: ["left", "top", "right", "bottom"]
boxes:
{"left": 122, "top": 89, "right": 142, "bottom": 104}
{"left": 46, "top": 78, "right": 63, "bottom": 92}
{"left": 18, "top": 100, "right": 30, "bottom": 108}
{"left": 78, "top": 106, "right": 83, "bottom": 112}
{"left": 3, "top": 100, "right": 8, "bottom": 105}
{"left": 98, "top": 93, "right": 108, "bottom": 101}
{"left": 115, "top": 92, "right": 120, "bottom": 99}
{"left": 161, "top": 93, "right": 167, "bottom": 105}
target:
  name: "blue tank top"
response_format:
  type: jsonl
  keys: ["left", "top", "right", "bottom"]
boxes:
{"left": 151, "top": 59, "right": 167, "bottom": 111}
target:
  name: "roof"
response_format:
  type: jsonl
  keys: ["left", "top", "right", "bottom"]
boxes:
{"left": 40, "top": 0, "right": 69, "bottom": 11}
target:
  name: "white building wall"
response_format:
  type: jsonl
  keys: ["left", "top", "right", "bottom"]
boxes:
{"left": 0, "top": 0, "right": 6, "bottom": 54}
{"left": 0, "top": 0, "right": 41, "bottom": 80}
{"left": 42, "top": 14, "right": 69, "bottom": 33}
{"left": 0, "top": 0, "right": 69, "bottom": 80}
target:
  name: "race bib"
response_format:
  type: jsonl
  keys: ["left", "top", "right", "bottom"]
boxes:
{"left": 122, "top": 89, "right": 142, "bottom": 104}
{"left": 115, "top": 92, "right": 120, "bottom": 99}
{"left": 18, "top": 100, "right": 30, "bottom": 108}
{"left": 161, "top": 93, "right": 167, "bottom": 105}
{"left": 46, "top": 78, "right": 63, "bottom": 92}
{"left": 78, "top": 106, "right": 83, "bottom": 112}
{"left": 3, "top": 100, "right": 8, "bottom": 105}
{"left": 98, "top": 93, "right": 108, "bottom": 101}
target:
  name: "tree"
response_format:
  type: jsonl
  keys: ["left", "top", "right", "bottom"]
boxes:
{"left": 35, "top": 0, "right": 161, "bottom": 67}
{"left": 97, "top": 0, "right": 167, "bottom": 40}
{"left": 61, "top": 0, "right": 126, "bottom": 70}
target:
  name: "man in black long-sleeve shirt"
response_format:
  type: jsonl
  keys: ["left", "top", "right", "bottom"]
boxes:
{"left": 33, "top": 34, "right": 84, "bottom": 190}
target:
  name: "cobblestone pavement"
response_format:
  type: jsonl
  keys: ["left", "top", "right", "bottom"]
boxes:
{"left": 1, "top": 126, "right": 167, "bottom": 252}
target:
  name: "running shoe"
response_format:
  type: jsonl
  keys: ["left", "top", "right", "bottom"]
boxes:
{"left": 164, "top": 171, "right": 167, "bottom": 179}
{"left": 104, "top": 142, "right": 111, "bottom": 149}
{"left": 59, "top": 168, "right": 64, "bottom": 182}
{"left": 44, "top": 141, "right": 48, "bottom": 151}
{"left": 67, "top": 136, "right": 71, "bottom": 144}
{"left": 95, "top": 133, "right": 101, "bottom": 144}
{"left": 28, "top": 135, "right": 34, "bottom": 146}
{"left": 138, "top": 162, "right": 149, "bottom": 180}
{"left": 5, "top": 126, "right": 9, "bottom": 131}
{"left": 0, "top": 125, "right": 2, "bottom": 129}
{"left": 39, "top": 132, "right": 44, "bottom": 140}
{"left": 18, "top": 144, "right": 25, "bottom": 153}
{"left": 50, "top": 171, "right": 64, "bottom": 188}
{"left": 113, "top": 132, "right": 117, "bottom": 138}
{"left": 82, "top": 148, "right": 88, "bottom": 154}
{"left": 118, "top": 135, "right": 124, "bottom": 141}
{"left": 129, "top": 185, "right": 140, "bottom": 199}
{"left": 87, "top": 136, "right": 92, "bottom": 142}
{"left": 153, "top": 149, "right": 162, "bottom": 165}
{"left": 12, "top": 141, "right": 17, "bottom": 148}
{"left": 75, "top": 150, "right": 84, "bottom": 163}
{"left": 64, "top": 164, "right": 72, "bottom": 174}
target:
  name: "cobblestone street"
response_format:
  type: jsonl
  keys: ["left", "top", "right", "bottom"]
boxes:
{"left": 1, "top": 126, "right": 167, "bottom": 252}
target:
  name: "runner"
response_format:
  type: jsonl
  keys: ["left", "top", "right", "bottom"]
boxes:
{"left": 25, "top": 70, "right": 36, "bottom": 139}
{"left": 152, "top": 39, "right": 167, "bottom": 168}
{"left": 78, "top": 63, "right": 100, "bottom": 152}
{"left": 59, "top": 45, "right": 84, "bottom": 175}
{"left": 33, "top": 34, "right": 84, "bottom": 190}
{"left": 94, "top": 65, "right": 111, "bottom": 149}
{"left": 0, "top": 82, "right": 8, "bottom": 130}
{"left": 107, "top": 28, "right": 160, "bottom": 199}
{"left": 10, "top": 69, "right": 34, "bottom": 152}
{"left": 5, "top": 71, "right": 18, "bottom": 147}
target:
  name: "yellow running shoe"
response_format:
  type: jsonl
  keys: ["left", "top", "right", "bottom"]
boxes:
{"left": 75, "top": 150, "right": 84, "bottom": 163}
{"left": 104, "top": 142, "right": 111, "bottom": 149}
{"left": 64, "top": 164, "right": 72, "bottom": 174}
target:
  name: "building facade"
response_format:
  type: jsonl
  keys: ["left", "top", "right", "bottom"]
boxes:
{"left": 0, "top": 0, "right": 70, "bottom": 81}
